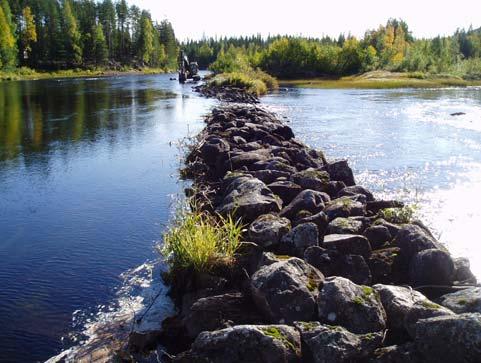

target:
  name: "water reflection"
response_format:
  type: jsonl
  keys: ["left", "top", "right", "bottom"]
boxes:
{"left": 0, "top": 79, "right": 176, "bottom": 165}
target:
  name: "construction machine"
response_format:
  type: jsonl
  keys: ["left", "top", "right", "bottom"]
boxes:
{"left": 178, "top": 51, "right": 201, "bottom": 83}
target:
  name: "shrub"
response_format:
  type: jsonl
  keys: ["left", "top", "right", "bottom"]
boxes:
{"left": 161, "top": 205, "right": 243, "bottom": 273}
{"left": 379, "top": 205, "right": 417, "bottom": 224}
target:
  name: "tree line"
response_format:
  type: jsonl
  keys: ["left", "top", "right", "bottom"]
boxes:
{"left": 183, "top": 19, "right": 481, "bottom": 79}
{"left": 0, "top": 0, "right": 178, "bottom": 70}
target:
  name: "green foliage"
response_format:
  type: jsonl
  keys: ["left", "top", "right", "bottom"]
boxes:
{"left": 379, "top": 205, "right": 417, "bottom": 224}
{"left": 63, "top": 0, "right": 82, "bottom": 65}
{"left": 0, "top": 0, "right": 16, "bottom": 69}
{"left": 210, "top": 68, "right": 278, "bottom": 96}
{"left": 93, "top": 23, "right": 108, "bottom": 65}
{"left": 161, "top": 205, "right": 243, "bottom": 273}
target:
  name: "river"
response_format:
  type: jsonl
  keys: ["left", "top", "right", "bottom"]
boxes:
{"left": 1, "top": 75, "right": 481, "bottom": 362}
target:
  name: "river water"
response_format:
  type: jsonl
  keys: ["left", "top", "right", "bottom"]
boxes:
{"left": 1, "top": 76, "right": 481, "bottom": 362}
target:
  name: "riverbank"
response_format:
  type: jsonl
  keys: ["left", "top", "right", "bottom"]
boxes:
{"left": 134, "top": 85, "right": 481, "bottom": 362}
{"left": 282, "top": 70, "right": 481, "bottom": 89}
{"left": 0, "top": 67, "right": 169, "bottom": 82}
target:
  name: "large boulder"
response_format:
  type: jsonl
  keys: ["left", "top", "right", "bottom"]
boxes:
{"left": 404, "top": 300, "right": 454, "bottom": 338}
{"left": 199, "top": 136, "right": 230, "bottom": 166}
{"left": 338, "top": 185, "right": 375, "bottom": 201}
{"left": 327, "top": 217, "right": 364, "bottom": 235}
{"left": 279, "top": 189, "right": 329, "bottom": 220}
{"left": 304, "top": 247, "right": 371, "bottom": 285}
{"left": 414, "top": 313, "right": 481, "bottom": 363}
{"left": 393, "top": 224, "right": 444, "bottom": 263}
{"left": 409, "top": 249, "right": 455, "bottom": 286}
{"left": 268, "top": 180, "right": 302, "bottom": 204}
{"left": 324, "top": 196, "right": 366, "bottom": 220}
{"left": 325, "top": 160, "right": 356, "bottom": 186}
{"left": 364, "top": 225, "right": 392, "bottom": 249}
{"left": 182, "top": 292, "right": 265, "bottom": 338}
{"left": 251, "top": 258, "right": 324, "bottom": 323}
{"left": 293, "top": 211, "right": 329, "bottom": 237}
{"left": 173, "top": 324, "right": 301, "bottom": 363}
{"left": 294, "top": 321, "right": 382, "bottom": 363}
{"left": 322, "top": 234, "right": 372, "bottom": 258}
{"left": 452, "top": 257, "right": 477, "bottom": 283}
{"left": 248, "top": 214, "right": 291, "bottom": 248}
{"left": 278, "top": 222, "right": 319, "bottom": 257}
{"left": 290, "top": 168, "right": 330, "bottom": 192}
{"left": 437, "top": 287, "right": 481, "bottom": 314}
{"left": 368, "top": 248, "right": 403, "bottom": 284}
{"left": 317, "top": 277, "right": 386, "bottom": 334}
{"left": 226, "top": 150, "right": 271, "bottom": 170}
{"left": 217, "top": 175, "right": 282, "bottom": 222}
{"left": 373, "top": 284, "right": 453, "bottom": 337}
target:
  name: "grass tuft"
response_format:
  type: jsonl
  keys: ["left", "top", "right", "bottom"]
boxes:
{"left": 160, "top": 203, "right": 243, "bottom": 273}
{"left": 210, "top": 69, "right": 278, "bottom": 96}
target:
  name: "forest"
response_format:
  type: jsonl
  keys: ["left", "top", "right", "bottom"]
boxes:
{"left": 183, "top": 19, "right": 481, "bottom": 80}
{"left": 0, "top": 0, "right": 178, "bottom": 70}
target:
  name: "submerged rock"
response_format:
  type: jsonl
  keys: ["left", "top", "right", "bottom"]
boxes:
{"left": 317, "top": 277, "right": 386, "bottom": 334}
{"left": 294, "top": 321, "right": 382, "bottom": 363}
{"left": 251, "top": 257, "right": 324, "bottom": 323}
{"left": 174, "top": 324, "right": 301, "bottom": 363}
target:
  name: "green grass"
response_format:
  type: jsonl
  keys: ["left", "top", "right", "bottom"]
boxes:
{"left": 0, "top": 66, "right": 167, "bottom": 82}
{"left": 210, "top": 68, "right": 279, "bottom": 96}
{"left": 281, "top": 70, "right": 481, "bottom": 89}
{"left": 160, "top": 205, "right": 243, "bottom": 273}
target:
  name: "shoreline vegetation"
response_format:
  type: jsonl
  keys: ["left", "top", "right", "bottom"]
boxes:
{"left": 0, "top": 66, "right": 169, "bottom": 82}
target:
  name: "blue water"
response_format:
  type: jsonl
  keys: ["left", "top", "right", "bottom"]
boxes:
{"left": 0, "top": 74, "right": 213, "bottom": 362}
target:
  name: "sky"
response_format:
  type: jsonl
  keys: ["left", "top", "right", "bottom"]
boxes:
{"left": 133, "top": 0, "right": 481, "bottom": 41}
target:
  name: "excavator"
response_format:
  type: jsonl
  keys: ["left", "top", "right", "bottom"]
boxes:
{"left": 178, "top": 50, "right": 201, "bottom": 83}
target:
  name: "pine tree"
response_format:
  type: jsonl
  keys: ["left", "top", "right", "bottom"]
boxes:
{"left": 138, "top": 12, "right": 154, "bottom": 65}
{"left": 63, "top": 0, "right": 82, "bottom": 65}
{"left": 93, "top": 23, "right": 108, "bottom": 65}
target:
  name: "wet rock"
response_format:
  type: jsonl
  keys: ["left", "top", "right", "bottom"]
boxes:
{"left": 367, "top": 200, "right": 404, "bottom": 214}
{"left": 294, "top": 321, "right": 382, "bottom": 363}
{"left": 290, "top": 168, "right": 330, "bottom": 192}
{"left": 327, "top": 217, "right": 364, "bottom": 235}
{"left": 364, "top": 225, "right": 392, "bottom": 249}
{"left": 414, "top": 313, "right": 481, "bottom": 363}
{"left": 409, "top": 248, "right": 455, "bottom": 286}
{"left": 216, "top": 175, "right": 282, "bottom": 222}
{"left": 322, "top": 234, "right": 372, "bottom": 258}
{"left": 371, "top": 343, "right": 423, "bottom": 363}
{"left": 251, "top": 257, "right": 324, "bottom": 323}
{"left": 339, "top": 185, "right": 375, "bottom": 202}
{"left": 437, "top": 287, "right": 481, "bottom": 314}
{"left": 268, "top": 180, "right": 302, "bottom": 204}
{"left": 173, "top": 324, "right": 301, "bottom": 363}
{"left": 182, "top": 292, "right": 265, "bottom": 339}
{"left": 368, "top": 248, "right": 403, "bottom": 284}
{"left": 393, "top": 224, "right": 444, "bottom": 263}
{"left": 279, "top": 189, "right": 329, "bottom": 220}
{"left": 324, "top": 196, "right": 366, "bottom": 220}
{"left": 317, "top": 277, "right": 387, "bottom": 334}
{"left": 325, "top": 160, "right": 356, "bottom": 186}
{"left": 248, "top": 214, "right": 291, "bottom": 248}
{"left": 277, "top": 222, "right": 319, "bottom": 257}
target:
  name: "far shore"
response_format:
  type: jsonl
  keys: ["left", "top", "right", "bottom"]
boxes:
{"left": 0, "top": 67, "right": 173, "bottom": 82}
{"left": 281, "top": 70, "right": 481, "bottom": 89}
